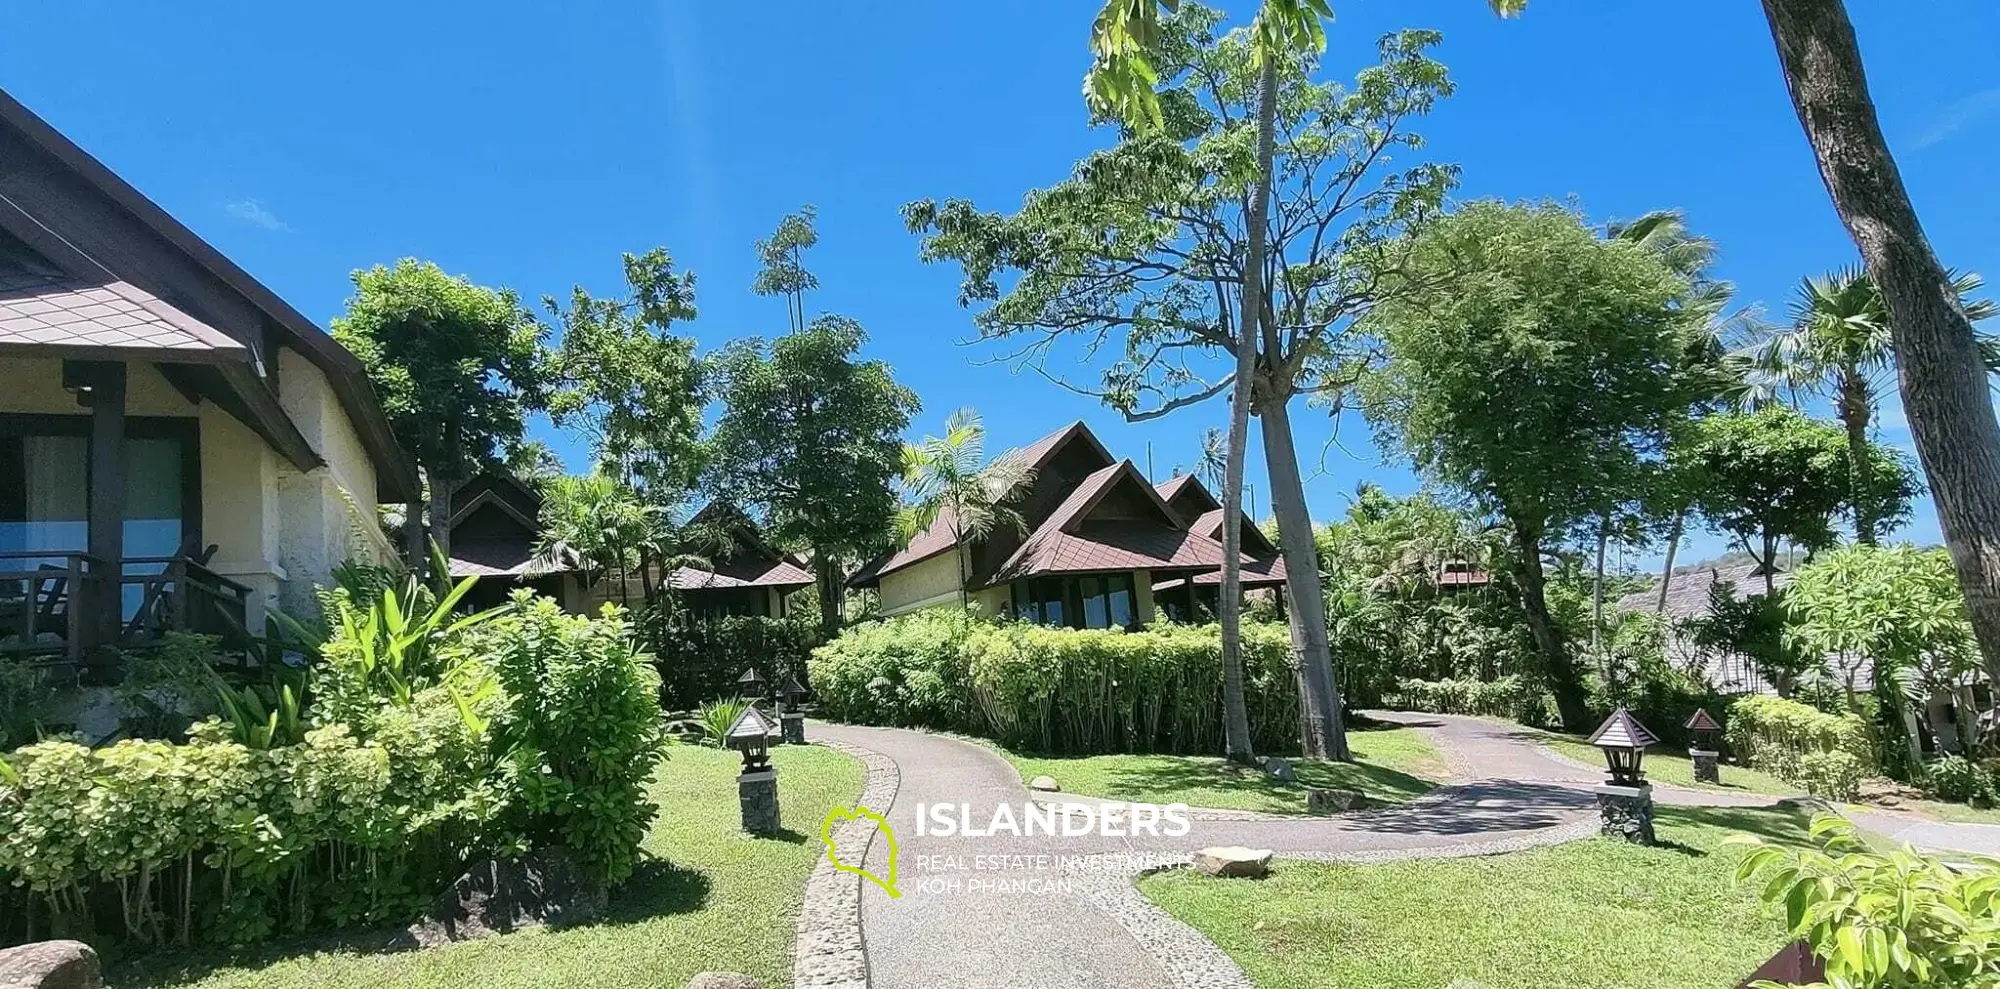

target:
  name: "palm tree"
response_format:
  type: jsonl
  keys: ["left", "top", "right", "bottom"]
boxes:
{"left": 896, "top": 409, "right": 1037, "bottom": 609}
{"left": 1745, "top": 267, "right": 1996, "bottom": 546}
{"left": 535, "top": 472, "right": 657, "bottom": 607}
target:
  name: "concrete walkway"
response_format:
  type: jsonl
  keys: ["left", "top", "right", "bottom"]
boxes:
{"left": 808, "top": 712, "right": 1999, "bottom": 989}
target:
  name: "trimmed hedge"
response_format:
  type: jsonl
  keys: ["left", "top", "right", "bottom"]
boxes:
{"left": 1381, "top": 675, "right": 1556, "bottom": 725}
{"left": 810, "top": 612, "right": 1300, "bottom": 755}
{"left": 1725, "top": 694, "right": 1875, "bottom": 800}
{"left": 643, "top": 613, "right": 822, "bottom": 709}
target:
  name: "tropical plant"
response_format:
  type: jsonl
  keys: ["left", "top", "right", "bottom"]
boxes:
{"left": 1730, "top": 814, "right": 2000, "bottom": 988}
{"left": 535, "top": 471, "right": 661, "bottom": 606}
{"left": 695, "top": 697, "right": 752, "bottom": 749}
{"left": 314, "top": 574, "right": 508, "bottom": 723}
{"left": 895, "top": 408, "right": 1036, "bottom": 608}
{"left": 1760, "top": 0, "right": 2000, "bottom": 698}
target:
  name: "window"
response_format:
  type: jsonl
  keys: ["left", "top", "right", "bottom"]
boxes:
{"left": 1012, "top": 573, "right": 1136, "bottom": 630}
{"left": 0, "top": 418, "right": 196, "bottom": 560}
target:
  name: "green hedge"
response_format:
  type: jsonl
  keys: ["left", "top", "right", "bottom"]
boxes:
{"left": 643, "top": 613, "right": 823, "bottom": 709}
{"left": 0, "top": 587, "right": 664, "bottom": 951}
{"left": 1725, "top": 694, "right": 1875, "bottom": 800}
{"left": 1381, "top": 675, "right": 1557, "bottom": 725}
{"left": 809, "top": 612, "right": 1300, "bottom": 755}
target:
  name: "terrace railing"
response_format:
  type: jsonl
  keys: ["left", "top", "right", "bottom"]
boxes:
{"left": 0, "top": 551, "right": 251, "bottom": 673}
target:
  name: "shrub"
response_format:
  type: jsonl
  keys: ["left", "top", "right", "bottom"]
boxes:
{"left": 810, "top": 614, "right": 1299, "bottom": 755}
{"left": 644, "top": 612, "right": 822, "bottom": 709}
{"left": 0, "top": 660, "right": 52, "bottom": 750}
{"left": 1384, "top": 675, "right": 1557, "bottom": 725}
{"left": 695, "top": 697, "right": 751, "bottom": 749}
{"left": 1928, "top": 755, "right": 1997, "bottom": 807}
{"left": 1726, "top": 695, "right": 1875, "bottom": 800}
{"left": 1731, "top": 814, "right": 2000, "bottom": 988}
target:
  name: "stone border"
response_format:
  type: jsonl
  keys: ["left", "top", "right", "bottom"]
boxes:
{"left": 792, "top": 739, "right": 899, "bottom": 989}
{"left": 1072, "top": 816, "right": 1601, "bottom": 989}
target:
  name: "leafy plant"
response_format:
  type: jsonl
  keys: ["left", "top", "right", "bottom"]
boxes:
{"left": 1929, "top": 755, "right": 1997, "bottom": 808}
{"left": 1727, "top": 695, "right": 1876, "bottom": 800}
{"left": 0, "top": 660, "right": 52, "bottom": 750}
{"left": 695, "top": 697, "right": 751, "bottom": 749}
{"left": 1730, "top": 814, "right": 2000, "bottom": 988}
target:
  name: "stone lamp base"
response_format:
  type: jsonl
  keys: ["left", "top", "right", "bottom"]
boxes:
{"left": 739, "top": 769, "right": 781, "bottom": 836}
{"left": 1595, "top": 782, "right": 1655, "bottom": 845}
{"left": 780, "top": 711, "right": 806, "bottom": 745}
{"left": 1690, "top": 749, "right": 1721, "bottom": 784}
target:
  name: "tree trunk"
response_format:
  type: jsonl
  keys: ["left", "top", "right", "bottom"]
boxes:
{"left": 814, "top": 545, "right": 843, "bottom": 638}
{"left": 1511, "top": 519, "right": 1591, "bottom": 730}
{"left": 1764, "top": 0, "right": 2000, "bottom": 696}
{"left": 427, "top": 476, "right": 456, "bottom": 574}
{"left": 1838, "top": 369, "right": 1878, "bottom": 545}
{"left": 404, "top": 500, "right": 426, "bottom": 576}
{"left": 1655, "top": 508, "right": 1684, "bottom": 613}
{"left": 1591, "top": 518, "right": 1608, "bottom": 655}
{"left": 1259, "top": 397, "right": 1349, "bottom": 760}
{"left": 1213, "top": 54, "right": 1278, "bottom": 768}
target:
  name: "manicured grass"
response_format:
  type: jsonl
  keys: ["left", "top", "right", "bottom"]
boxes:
{"left": 1890, "top": 797, "right": 2000, "bottom": 825}
{"left": 1530, "top": 728, "right": 1803, "bottom": 797}
{"left": 998, "top": 725, "right": 1448, "bottom": 815}
{"left": 118, "top": 743, "right": 863, "bottom": 989}
{"left": 1140, "top": 805, "right": 1808, "bottom": 989}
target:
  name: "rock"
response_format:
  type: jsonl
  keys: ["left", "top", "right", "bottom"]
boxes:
{"left": 1192, "top": 845, "right": 1273, "bottom": 879}
{"left": 1261, "top": 756, "right": 1296, "bottom": 784}
{"left": 0, "top": 940, "right": 102, "bottom": 989}
{"left": 685, "top": 974, "right": 760, "bottom": 989}
{"left": 1777, "top": 796, "right": 1836, "bottom": 817}
{"left": 1306, "top": 788, "right": 1366, "bottom": 815}
{"left": 1029, "top": 775, "right": 1061, "bottom": 792}
{"left": 401, "top": 847, "right": 607, "bottom": 948}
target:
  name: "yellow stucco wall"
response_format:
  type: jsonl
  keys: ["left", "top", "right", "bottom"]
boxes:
{"left": 877, "top": 550, "right": 971, "bottom": 616}
{"left": 275, "top": 350, "right": 394, "bottom": 616}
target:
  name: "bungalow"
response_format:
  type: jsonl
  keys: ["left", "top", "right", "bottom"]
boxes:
{"left": 0, "top": 89, "right": 416, "bottom": 675}
{"left": 849, "top": 421, "right": 1260, "bottom": 629}
{"left": 1149, "top": 474, "right": 1289, "bottom": 622}
{"left": 578, "top": 502, "right": 814, "bottom": 620}
{"left": 443, "top": 472, "right": 588, "bottom": 613}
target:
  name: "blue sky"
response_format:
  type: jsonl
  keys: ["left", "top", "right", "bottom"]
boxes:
{"left": 4, "top": 1, "right": 1996, "bottom": 571}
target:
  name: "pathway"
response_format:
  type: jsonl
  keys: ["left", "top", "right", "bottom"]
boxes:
{"left": 804, "top": 712, "right": 1997, "bottom": 989}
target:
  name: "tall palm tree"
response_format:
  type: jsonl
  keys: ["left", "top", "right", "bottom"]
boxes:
{"left": 897, "top": 409, "right": 1037, "bottom": 608}
{"left": 1746, "top": 267, "right": 1996, "bottom": 546}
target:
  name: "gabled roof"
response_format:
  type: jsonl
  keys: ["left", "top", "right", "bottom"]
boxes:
{"left": 849, "top": 420, "right": 1114, "bottom": 588}
{"left": 0, "top": 248, "right": 248, "bottom": 361}
{"left": 983, "top": 461, "right": 1230, "bottom": 585}
{"left": 1155, "top": 474, "right": 1220, "bottom": 519}
{"left": 0, "top": 88, "right": 418, "bottom": 502}
{"left": 676, "top": 501, "right": 815, "bottom": 592}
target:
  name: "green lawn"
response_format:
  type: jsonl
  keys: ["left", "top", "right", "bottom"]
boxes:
{"left": 118, "top": 743, "right": 863, "bottom": 989}
{"left": 1140, "top": 805, "right": 1808, "bottom": 989}
{"left": 997, "top": 726, "right": 1448, "bottom": 815}
{"left": 1525, "top": 727, "right": 1804, "bottom": 798}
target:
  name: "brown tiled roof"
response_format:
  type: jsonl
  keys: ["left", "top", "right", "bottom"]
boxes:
{"left": 671, "top": 554, "right": 814, "bottom": 591}
{"left": 849, "top": 421, "right": 1110, "bottom": 588}
{"left": 447, "top": 540, "right": 578, "bottom": 579}
{"left": 0, "top": 266, "right": 247, "bottom": 361}
{"left": 1185, "top": 553, "right": 1288, "bottom": 587}
{"left": 985, "top": 461, "right": 1230, "bottom": 584}
{"left": 1153, "top": 474, "right": 1214, "bottom": 512}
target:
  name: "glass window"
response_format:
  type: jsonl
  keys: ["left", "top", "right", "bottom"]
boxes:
{"left": 1106, "top": 573, "right": 1135, "bottom": 629}
{"left": 0, "top": 434, "right": 88, "bottom": 556}
{"left": 1080, "top": 576, "right": 1107, "bottom": 629}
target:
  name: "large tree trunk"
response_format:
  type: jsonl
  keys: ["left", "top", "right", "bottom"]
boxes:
{"left": 1764, "top": 0, "right": 2000, "bottom": 695}
{"left": 427, "top": 476, "right": 457, "bottom": 575}
{"left": 814, "top": 545, "right": 844, "bottom": 638}
{"left": 1212, "top": 54, "right": 1278, "bottom": 767}
{"left": 1259, "top": 397, "right": 1350, "bottom": 760}
{"left": 404, "top": 500, "right": 426, "bottom": 576}
{"left": 1511, "top": 519, "right": 1591, "bottom": 730}
{"left": 1655, "top": 508, "right": 1684, "bottom": 613}
{"left": 1838, "top": 369, "right": 1878, "bottom": 545}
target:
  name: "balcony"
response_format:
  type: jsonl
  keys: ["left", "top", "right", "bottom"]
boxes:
{"left": 0, "top": 551, "right": 251, "bottom": 675}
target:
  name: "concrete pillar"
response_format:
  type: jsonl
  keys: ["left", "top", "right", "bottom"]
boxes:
{"left": 1690, "top": 749, "right": 1721, "bottom": 785}
{"left": 738, "top": 769, "right": 781, "bottom": 836}
{"left": 1595, "top": 783, "right": 1655, "bottom": 845}
{"left": 780, "top": 711, "right": 806, "bottom": 745}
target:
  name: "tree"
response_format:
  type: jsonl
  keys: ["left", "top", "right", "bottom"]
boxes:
{"left": 1363, "top": 201, "right": 1710, "bottom": 730}
{"left": 896, "top": 409, "right": 1036, "bottom": 609}
{"left": 1760, "top": 0, "right": 2000, "bottom": 698}
{"left": 535, "top": 472, "right": 658, "bottom": 607}
{"left": 1681, "top": 406, "right": 1916, "bottom": 598}
{"left": 752, "top": 206, "right": 821, "bottom": 335}
{"left": 332, "top": 260, "right": 547, "bottom": 567}
{"left": 713, "top": 316, "right": 919, "bottom": 637}
{"left": 504, "top": 439, "right": 566, "bottom": 490}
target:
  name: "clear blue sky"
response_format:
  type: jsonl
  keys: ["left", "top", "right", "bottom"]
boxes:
{"left": 5, "top": 1, "right": 1995, "bottom": 571}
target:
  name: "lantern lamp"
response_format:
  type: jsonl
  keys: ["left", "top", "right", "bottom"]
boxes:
{"left": 1684, "top": 708, "right": 1722, "bottom": 752}
{"left": 1588, "top": 707, "right": 1660, "bottom": 787}
{"left": 737, "top": 666, "right": 768, "bottom": 700}
{"left": 780, "top": 676, "right": 808, "bottom": 707}
{"left": 726, "top": 705, "right": 776, "bottom": 773}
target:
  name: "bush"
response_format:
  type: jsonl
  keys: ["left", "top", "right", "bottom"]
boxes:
{"left": 1383, "top": 675, "right": 1557, "bottom": 725}
{"left": 810, "top": 613, "right": 1299, "bottom": 755}
{"left": 1731, "top": 814, "right": 2000, "bottom": 988}
{"left": 1927, "top": 755, "right": 1997, "bottom": 807}
{"left": 1726, "top": 695, "right": 1875, "bottom": 800}
{"left": 0, "top": 660, "right": 52, "bottom": 750}
{"left": 0, "top": 579, "right": 666, "bottom": 951}
{"left": 644, "top": 612, "right": 822, "bottom": 709}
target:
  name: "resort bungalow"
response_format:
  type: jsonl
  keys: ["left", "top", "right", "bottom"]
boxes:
{"left": 1150, "top": 474, "right": 1289, "bottom": 622}
{"left": 0, "top": 89, "right": 415, "bottom": 674}
{"left": 849, "top": 422, "right": 1255, "bottom": 629}
{"left": 580, "top": 502, "right": 814, "bottom": 620}
{"left": 443, "top": 472, "right": 587, "bottom": 613}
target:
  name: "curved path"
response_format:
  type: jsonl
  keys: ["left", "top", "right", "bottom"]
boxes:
{"left": 806, "top": 712, "right": 1995, "bottom": 989}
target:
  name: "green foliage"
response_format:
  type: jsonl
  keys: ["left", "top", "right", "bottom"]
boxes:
{"left": 487, "top": 595, "right": 666, "bottom": 885}
{"left": 1382, "top": 675, "right": 1554, "bottom": 724}
{"left": 695, "top": 698, "right": 751, "bottom": 749}
{"left": 535, "top": 472, "right": 660, "bottom": 593}
{"left": 1726, "top": 695, "right": 1875, "bottom": 800}
{"left": 644, "top": 611, "right": 822, "bottom": 710}
{"left": 0, "top": 660, "right": 53, "bottom": 750}
{"left": 115, "top": 632, "right": 224, "bottom": 739}
{"left": 331, "top": 259, "right": 547, "bottom": 485}
{"left": 313, "top": 574, "right": 506, "bottom": 724}
{"left": 1731, "top": 814, "right": 2000, "bottom": 988}
{"left": 1684, "top": 580, "right": 1815, "bottom": 699}
{"left": 1787, "top": 544, "right": 1981, "bottom": 693}
{"left": 1928, "top": 756, "right": 1998, "bottom": 807}
{"left": 810, "top": 613, "right": 1301, "bottom": 755}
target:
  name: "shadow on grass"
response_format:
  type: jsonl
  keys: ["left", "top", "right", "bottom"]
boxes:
{"left": 1079, "top": 755, "right": 1438, "bottom": 807}
{"left": 1660, "top": 805, "right": 1814, "bottom": 846}
{"left": 111, "top": 860, "right": 714, "bottom": 989}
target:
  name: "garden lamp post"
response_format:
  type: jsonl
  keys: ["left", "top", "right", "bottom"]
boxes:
{"left": 727, "top": 705, "right": 781, "bottom": 835}
{"left": 738, "top": 666, "right": 768, "bottom": 704}
{"left": 1685, "top": 708, "right": 1723, "bottom": 784}
{"left": 1588, "top": 707, "right": 1659, "bottom": 845}
{"left": 779, "top": 676, "right": 808, "bottom": 745}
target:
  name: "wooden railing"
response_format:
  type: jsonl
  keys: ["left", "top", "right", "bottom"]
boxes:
{"left": 0, "top": 552, "right": 251, "bottom": 671}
